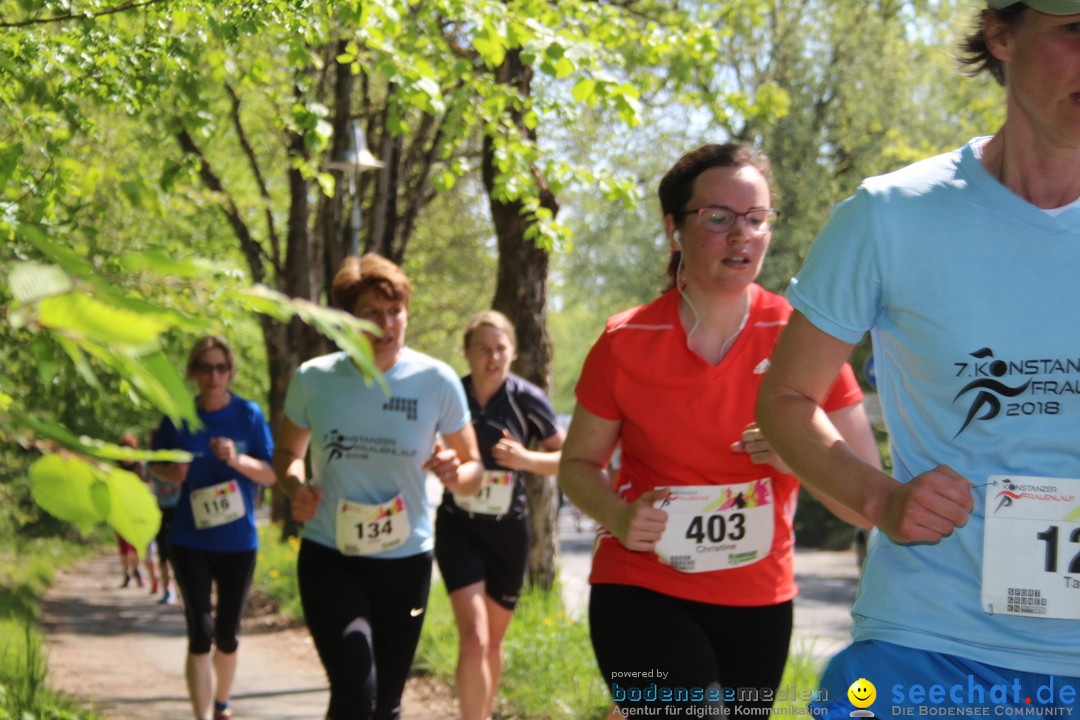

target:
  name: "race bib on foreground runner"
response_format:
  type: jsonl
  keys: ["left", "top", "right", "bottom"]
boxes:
{"left": 982, "top": 475, "right": 1080, "bottom": 619}
{"left": 653, "top": 481, "right": 774, "bottom": 573}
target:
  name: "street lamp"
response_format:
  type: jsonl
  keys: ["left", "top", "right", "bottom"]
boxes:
{"left": 325, "top": 119, "right": 384, "bottom": 256}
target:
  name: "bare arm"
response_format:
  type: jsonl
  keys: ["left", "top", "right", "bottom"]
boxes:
{"left": 273, "top": 416, "right": 323, "bottom": 522}
{"left": 733, "top": 402, "right": 876, "bottom": 527}
{"left": 810, "top": 402, "right": 881, "bottom": 528}
{"left": 273, "top": 416, "right": 311, "bottom": 499}
{"left": 210, "top": 437, "right": 276, "bottom": 485}
{"left": 557, "top": 405, "right": 669, "bottom": 552}
{"left": 491, "top": 427, "right": 566, "bottom": 476}
{"left": 424, "top": 423, "right": 484, "bottom": 496}
{"left": 757, "top": 312, "right": 973, "bottom": 543}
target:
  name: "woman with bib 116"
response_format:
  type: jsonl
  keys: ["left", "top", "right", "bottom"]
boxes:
{"left": 274, "top": 253, "right": 483, "bottom": 720}
{"left": 150, "top": 335, "right": 276, "bottom": 720}
{"left": 559, "top": 143, "right": 881, "bottom": 718}
{"left": 435, "top": 310, "right": 565, "bottom": 720}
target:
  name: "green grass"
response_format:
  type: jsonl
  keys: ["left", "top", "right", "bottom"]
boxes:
{"left": 772, "top": 641, "right": 828, "bottom": 714}
{"left": 252, "top": 523, "right": 304, "bottom": 620}
{"left": 256, "top": 526, "right": 831, "bottom": 718}
{"left": 416, "top": 578, "right": 612, "bottom": 719}
{"left": 0, "top": 536, "right": 102, "bottom": 720}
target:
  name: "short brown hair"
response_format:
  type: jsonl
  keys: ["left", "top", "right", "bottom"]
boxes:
{"left": 958, "top": 5, "right": 1027, "bottom": 86}
{"left": 331, "top": 253, "right": 412, "bottom": 315}
{"left": 186, "top": 335, "right": 236, "bottom": 381}
{"left": 463, "top": 310, "right": 517, "bottom": 351}
{"left": 658, "top": 143, "right": 775, "bottom": 287}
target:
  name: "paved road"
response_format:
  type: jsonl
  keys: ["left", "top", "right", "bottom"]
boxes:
{"left": 42, "top": 551, "right": 456, "bottom": 720}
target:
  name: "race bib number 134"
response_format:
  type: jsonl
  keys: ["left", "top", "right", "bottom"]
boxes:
{"left": 335, "top": 495, "right": 411, "bottom": 556}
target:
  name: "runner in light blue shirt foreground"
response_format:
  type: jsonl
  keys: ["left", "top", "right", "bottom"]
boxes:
{"left": 757, "top": 1, "right": 1080, "bottom": 716}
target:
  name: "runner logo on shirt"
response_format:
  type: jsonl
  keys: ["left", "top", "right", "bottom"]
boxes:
{"left": 949, "top": 347, "right": 1080, "bottom": 437}
{"left": 321, "top": 430, "right": 416, "bottom": 465}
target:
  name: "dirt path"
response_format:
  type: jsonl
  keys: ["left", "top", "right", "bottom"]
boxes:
{"left": 41, "top": 551, "right": 459, "bottom": 720}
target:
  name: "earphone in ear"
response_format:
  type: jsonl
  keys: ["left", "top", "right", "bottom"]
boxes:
{"left": 673, "top": 232, "right": 682, "bottom": 249}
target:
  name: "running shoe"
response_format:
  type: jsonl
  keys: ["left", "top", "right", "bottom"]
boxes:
{"left": 159, "top": 589, "right": 176, "bottom": 605}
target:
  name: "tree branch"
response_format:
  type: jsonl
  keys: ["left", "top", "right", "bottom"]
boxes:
{"left": 397, "top": 115, "right": 446, "bottom": 254}
{"left": 225, "top": 82, "right": 281, "bottom": 273}
{"left": 1, "top": 0, "right": 170, "bottom": 28}
{"left": 174, "top": 126, "right": 268, "bottom": 285}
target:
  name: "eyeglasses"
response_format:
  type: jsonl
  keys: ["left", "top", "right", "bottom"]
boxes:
{"left": 679, "top": 206, "right": 780, "bottom": 236}
{"left": 195, "top": 362, "right": 231, "bottom": 376}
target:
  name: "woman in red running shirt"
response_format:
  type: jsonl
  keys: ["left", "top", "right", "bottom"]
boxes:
{"left": 559, "top": 143, "right": 881, "bottom": 718}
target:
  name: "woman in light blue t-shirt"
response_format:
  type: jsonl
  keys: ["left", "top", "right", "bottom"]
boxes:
{"left": 274, "top": 254, "right": 483, "bottom": 720}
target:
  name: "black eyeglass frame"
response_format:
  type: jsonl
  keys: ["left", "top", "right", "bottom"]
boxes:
{"left": 676, "top": 206, "right": 781, "bottom": 235}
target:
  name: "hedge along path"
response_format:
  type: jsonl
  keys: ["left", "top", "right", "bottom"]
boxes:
{"left": 41, "top": 551, "right": 458, "bottom": 720}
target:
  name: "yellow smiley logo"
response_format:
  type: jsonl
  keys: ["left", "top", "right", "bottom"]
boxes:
{"left": 847, "top": 678, "right": 876, "bottom": 709}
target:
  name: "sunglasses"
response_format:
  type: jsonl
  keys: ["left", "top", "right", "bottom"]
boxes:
{"left": 195, "top": 362, "right": 231, "bottom": 376}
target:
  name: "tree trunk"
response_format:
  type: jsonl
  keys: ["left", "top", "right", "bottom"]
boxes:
{"left": 481, "top": 47, "right": 561, "bottom": 590}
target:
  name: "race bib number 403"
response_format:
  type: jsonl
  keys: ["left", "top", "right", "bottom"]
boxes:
{"left": 653, "top": 481, "right": 775, "bottom": 573}
{"left": 982, "top": 475, "right": 1080, "bottom": 619}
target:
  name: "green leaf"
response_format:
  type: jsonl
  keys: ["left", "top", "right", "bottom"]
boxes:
{"left": 18, "top": 224, "right": 98, "bottom": 284}
{"left": 235, "top": 285, "right": 388, "bottom": 394}
{"left": 553, "top": 56, "right": 575, "bottom": 79}
{"left": 53, "top": 335, "right": 103, "bottom": 390}
{"left": 119, "top": 250, "right": 212, "bottom": 279}
{"left": 90, "top": 476, "right": 112, "bottom": 519}
{"left": 30, "top": 335, "right": 60, "bottom": 386}
{"left": 8, "top": 262, "right": 73, "bottom": 303}
{"left": 571, "top": 78, "right": 596, "bottom": 103}
{"left": 29, "top": 455, "right": 107, "bottom": 532}
{"left": 474, "top": 27, "right": 507, "bottom": 67}
{"left": 139, "top": 350, "right": 201, "bottom": 428}
{"left": 433, "top": 169, "right": 457, "bottom": 192}
{"left": 79, "top": 346, "right": 201, "bottom": 430}
{"left": 89, "top": 440, "right": 191, "bottom": 464}
{"left": 104, "top": 465, "right": 161, "bottom": 552}
{"left": 38, "top": 292, "right": 170, "bottom": 347}
{"left": 28, "top": 455, "right": 162, "bottom": 550}
{"left": 6, "top": 407, "right": 102, "bottom": 455}
{"left": 160, "top": 159, "right": 185, "bottom": 191}
{"left": 544, "top": 43, "right": 566, "bottom": 61}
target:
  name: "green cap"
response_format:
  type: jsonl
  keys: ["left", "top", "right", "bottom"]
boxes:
{"left": 987, "top": 0, "right": 1080, "bottom": 13}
